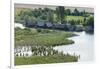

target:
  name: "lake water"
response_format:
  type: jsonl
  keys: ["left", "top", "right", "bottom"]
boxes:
{"left": 54, "top": 31, "right": 94, "bottom": 62}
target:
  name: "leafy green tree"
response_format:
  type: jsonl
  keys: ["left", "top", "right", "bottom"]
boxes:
{"left": 44, "top": 8, "right": 50, "bottom": 12}
{"left": 33, "top": 8, "right": 40, "bottom": 18}
{"left": 86, "top": 16, "right": 94, "bottom": 28}
{"left": 47, "top": 10, "right": 54, "bottom": 23}
{"left": 56, "top": 6, "right": 66, "bottom": 24}
{"left": 85, "top": 16, "right": 94, "bottom": 28}
{"left": 39, "top": 13, "right": 47, "bottom": 20}
{"left": 65, "top": 9, "right": 71, "bottom": 15}
{"left": 73, "top": 8, "right": 79, "bottom": 16}
{"left": 82, "top": 10, "right": 86, "bottom": 16}
{"left": 24, "top": 15, "right": 36, "bottom": 25}
{"left": 37, "top": 8, "right": 42, "bottom": 16}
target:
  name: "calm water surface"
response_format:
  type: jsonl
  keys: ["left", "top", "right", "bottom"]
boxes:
{"left": 54, "top": 31, "right": 94, "bottom": 62}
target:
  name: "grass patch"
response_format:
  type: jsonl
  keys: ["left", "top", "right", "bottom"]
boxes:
{"left": 65, "top": 16, "right": 84, "bottom": 21}
{"left": 15, "top": 28, "right": 76, "bottom": 47}
{"left": 15, "top": 54, "right": 78, "bottom": 65}
{"left": 14, "top": 28, "right": 78, "bottom": 65}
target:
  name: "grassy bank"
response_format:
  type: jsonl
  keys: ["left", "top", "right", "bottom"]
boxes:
{"left": 15, "top": 28, "right": 78, "bottom": 65}
{"left": 15, "top": 54, "right": 78, "bottom": 65}
{"left": 15, "top": 28, "right": 76, "bottom": 47}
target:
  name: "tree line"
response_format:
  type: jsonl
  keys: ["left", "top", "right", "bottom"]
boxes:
{"left": 15, "top": 6, "right": 94, "bottom": 27}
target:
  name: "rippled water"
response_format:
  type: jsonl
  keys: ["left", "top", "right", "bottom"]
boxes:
{"left": 54, "top": 31, "right": 94, "bottom": 62}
